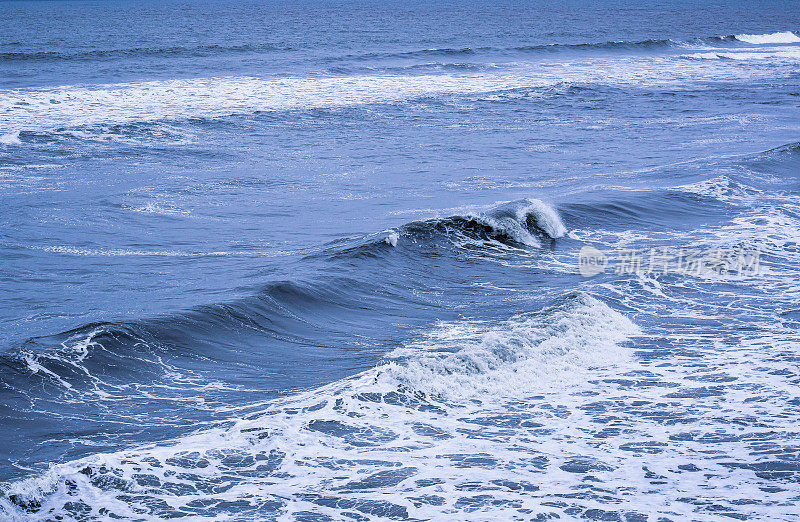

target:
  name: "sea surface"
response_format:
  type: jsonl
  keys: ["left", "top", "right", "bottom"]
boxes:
{"left": 1, "top": 0, "right": 800, "bottom": 520}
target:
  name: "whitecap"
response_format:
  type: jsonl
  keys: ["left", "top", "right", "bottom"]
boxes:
{"left": 384, "top": 292, "right": 638, "bottom": 398}
{"left": 735, "top": 31, "right": 800, "bottom": 45}
{"left": 482, "top": 198, "right": 567, "bottom": 244}
{"left": 0, "top": 293, "right": 639, "bottom": 520}
{"left": 518, "top": 197, "right": 567, "bottom": 238}
{"left": 384, "top": 230, "right": 399, "bottom": 247}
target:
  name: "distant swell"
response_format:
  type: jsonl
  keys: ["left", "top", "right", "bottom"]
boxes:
{"left": 0, "top": 43, "right": 291, "bottom": 62}
{"left": 342, "top": 38, "right": 681, "bottom": 62}
{"left": 4, "top": 31, "right": 797, "bottom": 65}
{"left": 760, "top": 140, "right": 800, "bottom": 155}
{"left": 513, "top": 38, "right": 677, "bottom": 54}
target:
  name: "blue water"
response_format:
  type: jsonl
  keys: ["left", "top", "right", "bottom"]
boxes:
{"left": 2, "top": 0, "right": 800, "bottom": 519}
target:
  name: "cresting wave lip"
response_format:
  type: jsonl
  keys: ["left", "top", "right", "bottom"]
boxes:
{"left": 396, "top": 198, "right": 566, "bottom": 248}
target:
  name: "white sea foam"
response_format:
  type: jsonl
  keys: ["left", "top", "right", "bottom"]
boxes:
{"left": 40, "top": 245, "right": 190, "bottom": 257}
{"left": 0, "top": 293, "right": 640, "bottom": 520}
{"left": 125, "top": 202, "right": 193, "bottom": 217}
{"left": 0, "top": 130, "right": 21, "bottom": 145}
{"left": 35, "top": 245, "right": 270, "bottom": 257}
{"left": 384, "top": 293, "right": 637, "bottom": 398}
{"left": 0, "top": 54, "right": 789, "bottom": 136}
{"left": 671, "top": 175, "right": 762, "bottom": 203}
{"left": 681, "top": 49, "right": 800, "bottom": 61}
{"left": 0, "top": 74, "right": 545, "bottom": 131}
{"left": 735, "top": 31, "right": 800, "bottom": 44}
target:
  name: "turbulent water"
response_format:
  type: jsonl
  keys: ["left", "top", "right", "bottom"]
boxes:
{"left": 1, "top": 0, "right": 800, "bottom": 520}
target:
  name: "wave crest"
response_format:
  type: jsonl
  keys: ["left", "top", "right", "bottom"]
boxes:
{"left": 400, "top": 198, "right": 566, "bottom": 248}
{"left": 0, "top": 292, "right": 638, "bottom": 520}
{"left": 734, "top": 31, "right": 800, "bottom": 44}
{"left": 383, "top": 292, "right": 639, "bottom": 399}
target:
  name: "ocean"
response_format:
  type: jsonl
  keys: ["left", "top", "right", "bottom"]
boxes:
{"left": 1, "top": 0, "right": 800, "bottom": 519}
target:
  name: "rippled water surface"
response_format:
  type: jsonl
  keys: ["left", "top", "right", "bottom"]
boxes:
{"left": 1, "top": 0, "right": 800, "bottom": 520}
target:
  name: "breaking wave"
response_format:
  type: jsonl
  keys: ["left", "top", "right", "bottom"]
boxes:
{"left": 398, "top": 198, "right": 566, "bottom": 248}
{"left": 734, "top": 31, "right": 800, "bottom": 45}
{"left": 0, "top": 292, "right": 638, "bottom": 520}
{"left": 3, "top": 31, "right": 796, "bottom": 138}
{"left": 0, "top": 198, "right": 566, "bottom": 406}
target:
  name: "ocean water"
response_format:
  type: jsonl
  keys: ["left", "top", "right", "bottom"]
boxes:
{"left": 1, "top": 0, "right": 800, "bottom": 519}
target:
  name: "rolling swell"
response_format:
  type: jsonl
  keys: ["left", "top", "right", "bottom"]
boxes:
{"left": 3, "top": 198, "right": 564, "bottom": 392}
{"left": 326, "top": 36, "right": 733, "bottom": 63}
{"left": 0, "top": 198, "right": 565, "bottom": 396}
{"left": 0, "top": 43, "right": 292, "bottom": 62}
{"left": 0, "top": 275, "right": 424, "bottom": 482}
{"left": 5, "top": 197, "right": 566, "bottom": 384}
{"left": 559, "top": 190, "right": 734, "bottom": 231}
{"left": 557, "top": 140, "right": 800, "bottom": 232}
{"left": 0, "top": 198, "right": 566, "bottom": 481}
{"left": 734, "top": 140, "right": 800, "bottom": 185}
{"left": 0, "top": 277, "right": 402, "bottom": 396}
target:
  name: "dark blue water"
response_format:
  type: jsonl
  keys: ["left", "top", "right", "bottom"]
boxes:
{"left": 1, "top": 0, "right": 800, "bottom": 519}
